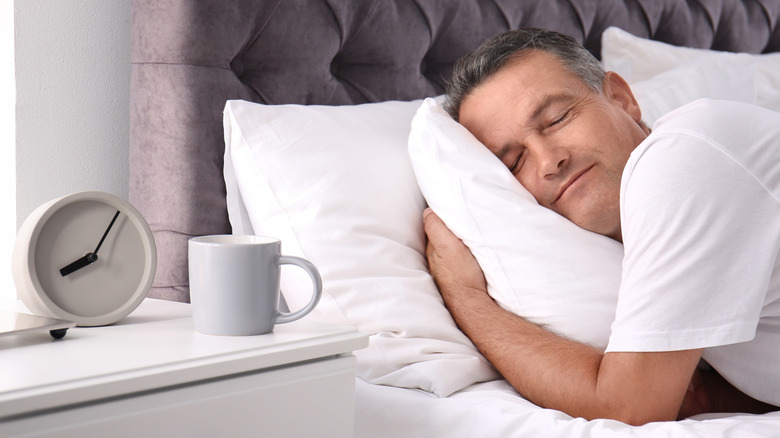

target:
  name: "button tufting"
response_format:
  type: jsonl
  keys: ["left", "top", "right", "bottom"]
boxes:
{"left": 230, "top": 58, "right": 245, "bottom": 78}
{"left": 330, "top": 59, "right": 340, "bottom": 77}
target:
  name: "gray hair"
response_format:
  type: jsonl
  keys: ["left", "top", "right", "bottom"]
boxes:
{"left": 444, "top": 28, "right": 606, "bottom": 120}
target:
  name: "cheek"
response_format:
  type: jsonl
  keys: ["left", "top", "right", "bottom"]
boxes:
{"left": 516, "top": 171, "right": 543, "bottom": 203}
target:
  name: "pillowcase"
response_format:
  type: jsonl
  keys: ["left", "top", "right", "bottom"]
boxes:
{"left": 409, "top": 98, "right": 624, "bottom": 349}
{"left": 629, "top": 55, "right": 757, "bottom": 126}
{"left": 601, "top": 26, "right": 780, "bottom": 114}
{"left": 223, "top": 99, "right": 499, "bottom": 397}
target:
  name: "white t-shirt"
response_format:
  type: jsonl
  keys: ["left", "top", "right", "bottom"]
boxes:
{"left": 607, "top": 99, "right": 780, "bottom": 406}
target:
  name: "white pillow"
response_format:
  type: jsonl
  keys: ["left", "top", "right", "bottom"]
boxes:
{"left": 409, "top": 98, "right": 623, "bottom": 349}
{"left": 223, "top": 99, "right": 499, "bottom": 397}
{"left": 601, "top": 26, "right": 780, "bottom": 113}
{"left": 629, "top": 55, "right": 757, "bottom": 125}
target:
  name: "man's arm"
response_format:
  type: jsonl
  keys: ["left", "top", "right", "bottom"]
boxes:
{"left": 423, "top": 209, "right": 702, "bottom": 425}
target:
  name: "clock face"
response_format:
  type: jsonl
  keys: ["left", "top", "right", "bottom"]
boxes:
{"left": 14, "top": 192, "right": 156, "bottom": 326}
{"left": 34, "top": 200, "right": 147, "bottom": 318}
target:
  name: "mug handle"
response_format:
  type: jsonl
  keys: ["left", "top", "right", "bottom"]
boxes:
{"left": 275, "top": 255, "right": 323, "bottom": 324}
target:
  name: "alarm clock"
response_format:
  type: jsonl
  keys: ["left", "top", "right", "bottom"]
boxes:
{"left": 12, "top": 191, "right": 157, "bottom": 327}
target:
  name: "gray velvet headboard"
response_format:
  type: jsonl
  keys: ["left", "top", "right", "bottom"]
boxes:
{"left": 130, "top": 0, "right": 780, "bottom": 302}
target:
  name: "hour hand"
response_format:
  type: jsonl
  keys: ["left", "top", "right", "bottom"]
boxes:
{"left": 60, "top": 253, "right": 98, "bottom": 277}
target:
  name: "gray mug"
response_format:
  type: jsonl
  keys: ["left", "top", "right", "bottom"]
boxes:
{"left": 188, "top": 235, "right": 322, "bottom": 336}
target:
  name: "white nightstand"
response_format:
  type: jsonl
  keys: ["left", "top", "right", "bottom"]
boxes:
{"left": 0, "top": 298, "right": 368, "bottom": 438}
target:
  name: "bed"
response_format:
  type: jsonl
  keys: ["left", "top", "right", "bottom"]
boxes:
{"left": 130, "top": 1, "right": 780, "bottom": 436}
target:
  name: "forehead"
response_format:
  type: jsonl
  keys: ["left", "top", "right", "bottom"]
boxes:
{"left": 458, "top": 51, "right": 589, "bottom": 141}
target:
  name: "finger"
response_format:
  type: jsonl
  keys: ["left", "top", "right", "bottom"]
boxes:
{"left": 422, "top": 209, "right": 474, "bottom": 267}
{"left": 423, "top": 208, "right": 457, "bottom": 248}
{"left": 422, "top": 207, "right": 439, "bottom": 230}
{"left": 423, "top": 209, "right": 454, "bottom": 270}
{"left": 423, "top": 211, "right": 489, "bottom": 293}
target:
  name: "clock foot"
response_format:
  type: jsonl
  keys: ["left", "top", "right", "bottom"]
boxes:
{"left": 49, "top": 328, "right": 68, "bottom": 339}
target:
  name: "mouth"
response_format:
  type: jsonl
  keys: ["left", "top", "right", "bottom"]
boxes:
{"left": 552, "top": 165, "right": 595, "bottom": 205}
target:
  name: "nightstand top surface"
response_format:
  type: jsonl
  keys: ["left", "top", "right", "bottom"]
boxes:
{"left": 0, "top": 298, "right": 367, "bottom": 419}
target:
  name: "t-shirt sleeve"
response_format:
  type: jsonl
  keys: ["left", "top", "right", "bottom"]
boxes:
{"left": 606, "top": 133, "right": 780, "bottom": 353}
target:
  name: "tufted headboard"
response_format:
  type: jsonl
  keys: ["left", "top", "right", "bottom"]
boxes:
{"left": 130, "top": 0, "right": 780, "bottom": 302}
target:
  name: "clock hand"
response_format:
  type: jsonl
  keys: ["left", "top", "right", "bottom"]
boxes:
{"left": 59, "top": 210, "right": 120, "bottom": 277}
{"left": 92, "top": 210, "right": 120, "bottom": 256}
{"left": 59, "top": 253, "right": 98, "bottom": 276}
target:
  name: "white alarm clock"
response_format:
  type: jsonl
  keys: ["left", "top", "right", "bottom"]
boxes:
{"left": 12, "top": 191, "right": 157, "bottom": 326}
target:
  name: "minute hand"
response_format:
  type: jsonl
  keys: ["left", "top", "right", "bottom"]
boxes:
{"left": 59, "top": 210, "right": 120, "bottom": 277}
{"left": 92, "top": 210, "right": 121, "bottom": 257}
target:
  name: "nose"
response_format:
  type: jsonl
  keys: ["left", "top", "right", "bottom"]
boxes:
{"left": 532, "top": 142, "right": 570, "bottom": 179}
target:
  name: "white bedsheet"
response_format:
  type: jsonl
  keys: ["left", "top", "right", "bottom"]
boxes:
{"left": 355, "top": 378, "right": 780, "bottom": 437}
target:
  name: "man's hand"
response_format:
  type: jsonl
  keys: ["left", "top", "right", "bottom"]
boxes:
{"left": 422, "top": 208, "right": 704, "bottom": 425}
{"left": 423, "top": 208, "right": 487, "bottom": 297}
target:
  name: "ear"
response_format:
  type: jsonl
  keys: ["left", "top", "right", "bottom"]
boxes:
{"left": 603, "top": 71, "right": 643, "bottom": 124}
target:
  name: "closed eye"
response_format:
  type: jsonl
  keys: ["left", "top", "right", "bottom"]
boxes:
{"left": 548, "top": 110, "right": 570, "bottom": 127}
{"left": 509, "top": 151, "right": 524, "bottom": 174}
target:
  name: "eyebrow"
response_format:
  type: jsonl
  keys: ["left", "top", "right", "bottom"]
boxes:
{"left": 494, "top": 92, "right": 576, "bottom": 161}
{"left": 529, "top": 92, "right": 576, "bottom": 121}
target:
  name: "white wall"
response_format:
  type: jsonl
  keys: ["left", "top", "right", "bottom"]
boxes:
{"left": 15, "top": 0, "right": 131, "bottom": 224}
{"left": 6, "top": 0, "right": 130, "bottom": 304}
{"left": 1, "top": 0, "right": 17, "bottom": 307}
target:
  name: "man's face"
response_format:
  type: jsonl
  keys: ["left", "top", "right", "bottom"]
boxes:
{"left": 458, "top": 51, "right": 649, "bottom": 241}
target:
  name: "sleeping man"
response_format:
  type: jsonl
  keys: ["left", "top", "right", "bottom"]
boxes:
{"left": 423, "top": 28, "right": 780, "bottom": 425}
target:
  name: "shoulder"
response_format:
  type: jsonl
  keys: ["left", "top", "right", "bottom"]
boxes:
{"left": 651, "top": 98, "right": 777, "bottom": 130}
{"left": 622, "top": 99, "right": 779, "bottom": 205}
{"left": 621, "top": 128, "right": 733, "bottom": 211}
{"left": 619, "top": 116, "right": 774, "bottom": 239}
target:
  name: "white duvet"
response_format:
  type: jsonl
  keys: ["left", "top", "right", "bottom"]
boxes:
{"left": 355, "top": 379, "right": 780, "bottom": 437}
